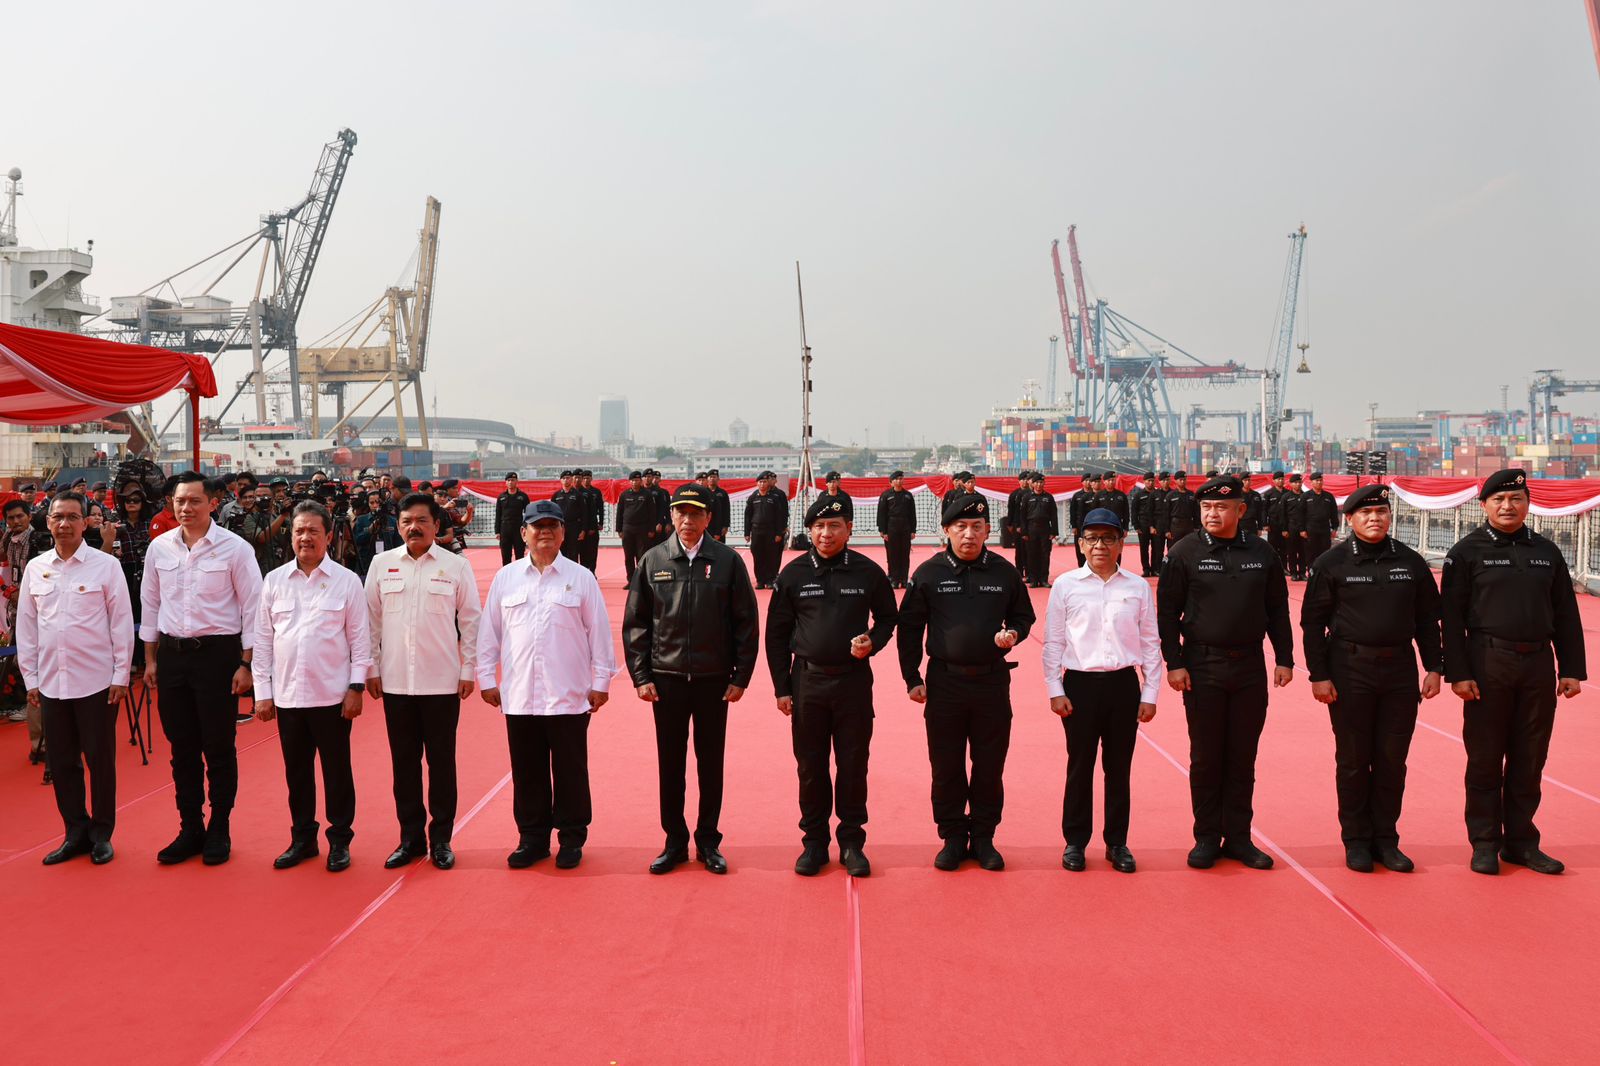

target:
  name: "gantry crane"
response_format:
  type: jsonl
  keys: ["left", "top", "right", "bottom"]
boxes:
{"left": 1529, "top": 371, "right": 1600, "bottom": 445}
{"left": 299, "top": 196, "right": 442, "bottom": 448}
{"left": 1259, "top": 225, "right": 1309, "bottom": 465}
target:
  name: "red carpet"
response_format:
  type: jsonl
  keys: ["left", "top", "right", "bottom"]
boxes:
{"left": 4, "top": 544, "right": 1598, "bottom": 1064}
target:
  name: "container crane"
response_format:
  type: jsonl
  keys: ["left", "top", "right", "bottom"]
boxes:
{"left": 1530, "top": 371, "right": 1600, "bottom": 444}
{"left": 1258, "top": 225, "right": 1308, "bottom": 465}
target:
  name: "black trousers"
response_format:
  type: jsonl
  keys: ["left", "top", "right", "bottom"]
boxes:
{"left": 1463, "top": 639, "right": 1558, "bottom": 850}
{"left": 155, "top": 636, "right": 241, "bottom": 826}
{"left": 1267, "top": 529, "right": 1286, "bottom": 569}
{"left": 43, "top": 691, "right": 118, "bottom": 845}
{"left": 1326, "top": 645, "right": 1418, "bottom": 847}
{"left": 750, "top": 530, "right": 785, "bottom": 586}
{"left": 621, "top": 530, "right": 652, "bottom": 583}
{"left": 1136, "top": 530, "right": 1152, "bottom": 574}
{"left": 559, "top": 535, "right": 581, "bottom": 562}
{"left": 652, "top": 677, "right": 730, "bottom": 850}
{"left": 923, "top": 664, "right": 1012, "bottom": 840}
{"left": 382, "top": 693, "right": 460, "bottom": 846}
{"left": 791, "top": 663, "right": 874, "bottom": 849}
{"left": 1060, "top": 667, "right": 1141, "bottom": 847}
{"left": 1024, "top": 529, "right": 1053, "bottom": 586}
{"left": 506, "top": 713, "right": 591, "bottom": 847}
{"left": 579, "top": 531, "right": 599, "bottom": 572}
{"left": 277, "top": 704, "right": 355, "bottom": 846}
{"left": 1287, "top": 533, "right": 1305, "bottom": 576}
{"left": 1073, "top": 534, "right": 1086, "bottom": 568}
{"left": 1306, "top": 529, "right": 1332, "bottom": 570}
{"left": 499, "top": 532, "right": 525, "bottom": 566}
{"left": 883, "top": 530, "right": 913, "bottom": 585}
{"left": 1182, "top": 648, "right": 1269, "bottom": 845}
{"left": 1148, "top": 531, "right": 1167, "bottom": 574}
{"left": 1011, "top": 536, "right": 1028, "bottom": 583}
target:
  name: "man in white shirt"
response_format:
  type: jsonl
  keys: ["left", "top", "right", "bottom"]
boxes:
{"left": 252, "top": 501, "right": 372, "bottom": 873}
{"left": 141, "top": 470, "right": 264, "bottom": 866}
{"left": 18, "top": 491, "right": 134, "bottom": 865}
{"left": 1041, "top": 507, "right": 1162, "bottom": 874}
{"left": 365, "top": 492, "right": 482, "bottom": 872}
{"left": 479, "top": 499, "right": 614, "bottom": 871}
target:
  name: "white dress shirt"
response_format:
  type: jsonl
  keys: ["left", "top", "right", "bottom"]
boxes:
{"left": 1041, "top": 564, "right": 1163, "bottom": 703}
{"left": 17, "top": 546, "right": 134, "bottom": 699}
{"left": 365, "top": 542, "right": 481, "bottom": 695}
{"left": 252, "top": 554, "right": 371, "bottom": 707}
{"left": 477, "top": 552, "right": 615, "bottom": 716}
{"left": 139, "top": 520, "right": 263, "bottom": 650}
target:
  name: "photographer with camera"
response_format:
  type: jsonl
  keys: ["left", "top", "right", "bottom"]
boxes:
{"left": 354, "top": 489, "right": 399, "bottom": 577}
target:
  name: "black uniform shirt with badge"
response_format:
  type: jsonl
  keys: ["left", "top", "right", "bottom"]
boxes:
{"left": 895, "top": 547, "right": 1035, "bottom": 689}
{"left": 1300, "top": 533, "right": 1442, "bottom": 682}
{"left": 1157, "top": 526, "right": 1294, "bottom": 670}
{"left": 765, "top": 547, "right": 897, "bottom": 698}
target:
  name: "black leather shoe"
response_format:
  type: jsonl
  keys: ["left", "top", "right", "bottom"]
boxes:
{"left": 1061, "top": 844, "right": 1087, "bottom": 872}
{"left": 273, "top": 840, "right": 319, "bottom": 869}
{"left": 384, "top": 842, "right": 426, "bottom": 870}
{"left": 698, "top": 847, "right": 728, "bottom": 874}
{"left": 1375, "top": 845, "right": 1414, "bottom": 873}
{"left": 934, "top": 835, "right": 968, "bottom": 871}
{"left": 326, "top": 845, "right": 351, "bottom": 872}
{"left": 840, "top": 847, "right": 871, "bottom": 878}
{"left": 555, "top": 845, "right": 582, "bottom": 869}
{"left": 430, "top": 842, "right": 455, "bottom": 870}
{"left": 1187, "top": 840, "right": 1222, "bottom": 869}
{"left": 1470, "top": 844, "right": 1500, "bottom": 875}
{"left": 90, "top": 841, "right": 115, "bottom": 865}
{"left": 1502, "top": 846, "right": 1564, "bottom": 875}
{"left": 203, "top": 818, "right": 231, "bottom": 866}
{"left": 649, "top": 846, "right": 689, "bottom": 874}
{"left": 970, "top": 838, "right": 1004, "bottom": 871}
{"left": 794, "top": 845, "right": 829, "bottom": 876}
{"left": 1224, "top": 839, "right": 1274, "bottom": 869}
{"left": 1106, "top": 845, "right": 1137, "bottom": 873}
{"left": 157, "top": 828, "right": 205, "bottom": 865}
{"left": 42, "top": 839, "right": 90, "bottom": 865}
{"left": 508, "top": 842, "right": 551, "bottom": 869}
{"left": 1344, "top": 844, "right": 1374, "bottom": 873}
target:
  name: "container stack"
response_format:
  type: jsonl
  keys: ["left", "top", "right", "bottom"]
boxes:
{"left": 982, "top": 413, "right": 1141, "bottom": 472}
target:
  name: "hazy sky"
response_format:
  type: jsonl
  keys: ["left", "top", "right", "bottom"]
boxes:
{"left": 9, "top": 1, "right": 1599, "bottom": 446}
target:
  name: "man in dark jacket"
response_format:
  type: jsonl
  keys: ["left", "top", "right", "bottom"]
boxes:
{"left": 744, "top": 470, "right": 790, "bottom": 588}
{"left": 623, "top": 483, "right": 760, "bottom": 877}
{"left": 494, "top": 473, "right": 531, "bottom": 565}
{"left": 615, "top": 471, "right": 656, "bottom": 583}
{"left": 705, "top": 470, "right": 732, "bottom": 542}
{"left": 1004, "top": 470, "right": 1032, "bottom": 582}
{"left": 876, "top": 470, "right": 918, "bottom": 589}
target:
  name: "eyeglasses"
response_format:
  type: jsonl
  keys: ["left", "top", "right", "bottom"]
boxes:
{"left": 1079, "top": 534, "right": 1122, "bottom": 546}
{"left": 47, "top": 513, "right": 85, "bottom": 523}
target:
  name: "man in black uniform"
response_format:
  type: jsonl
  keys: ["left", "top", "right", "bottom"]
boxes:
{"left": 1004, "top": 470, "right": 1032, "bottom": 583}
{"left": 1146, "top": 472, "right": 1171, "bottom": 575}
{"left": 578, "top": 470, "right": 604, "bottom": 572}
{"left": 645, "top": 470, "right": 671, "bottom": 547}
{"left": 552, "top": 472, "right": 582, "bottom": 562}
{"left": 876, "top": 470, "right": 918, "bottom": 589}
{"left": 766, "top": 493, "right": 897, "bottom": 878}
{"left": 1302, "top": 472, "right": 1338, "bottom": 568}
{"left": 704, "top": 470, "right": 731, "bottom": 543}
{"left": 897, "top": 493, "right": 1034, "bottom": 871}
{"left": 616, "top": 471, "right": 655, "bottom": 583}
{"left": 1261, "top": 471, "right": 1287, "bottom": 568}
{"left": 1068, "top": 472, "right": 1096, "bottom": 567}
{"left": 1240, "top": 474, "right": 1266, "bottom": 538}
{"left": 1128, "top": 472, "right": 1153, "bottom": 576}
{"left": 1162, "top": 471, "right": 1199, "bottom": 552}
{"left": 623, "top": 483, "right": 760, "bottom": 876}
{"left": 1020, "top": 472, "right": 1058, "bottom": 588}
{"left": 1097, "top": 471, "right": 1128, "bottom": 531}
{"left": 1283, "top": 473, "right": 1308, "bottom": 580}
{"left": 1441, "top": 468, "right": 1585, "bottom": 875}
{"left": 494, "top": 473, "right": 531, "bottom": 565}
{"left": 1158, "top": 474, "right": 1294, "bottom": 871}
{"left": 1301, "top": 484, "right": 1443, "bottom": 873}
{"left": 941, "top": 471, "right": 974, "bottom": 516}
{"left": 744, "top": 470, "right": 790, "bottom": 589}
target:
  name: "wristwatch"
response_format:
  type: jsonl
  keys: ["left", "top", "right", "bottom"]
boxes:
{"left": 348, "top": 683, "right": 364, "bottom": 693}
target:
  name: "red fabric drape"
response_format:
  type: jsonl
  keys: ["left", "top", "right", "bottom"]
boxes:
{"left": 0, "top": 321, "right": 217, "bottom": 424}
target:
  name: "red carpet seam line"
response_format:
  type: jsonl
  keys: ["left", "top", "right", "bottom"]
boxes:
{"left": 1414, "top": 719, "right": 1600, "bottom": 806}
{"left": 845, "top": 876, "right": 867, "bottom": 1066}
{"left": 1135, "top": 728, "right": 1529, "bottom": 1066}
{"left": 198, "top": 769, "right": 515, "bottom": 1066}
{"left": 0, "top": 728, "right": 282, "bottom": 868}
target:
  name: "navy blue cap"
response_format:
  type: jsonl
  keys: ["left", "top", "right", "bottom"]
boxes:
{"left": 1081, "top": 507, "right": 1124, "bottom": 532}
{"left": 522, "top": 499, "right": 565, "bottom": 524}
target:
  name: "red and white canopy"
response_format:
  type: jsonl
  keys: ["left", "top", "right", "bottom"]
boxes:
{"left": 0, "top": 320, "right": 216, "bottom": 424}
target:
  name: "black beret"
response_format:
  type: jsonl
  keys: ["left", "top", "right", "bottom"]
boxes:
{"left": 1103, "top": 471, "right": 1116, "bottom": 479}
{"left": 825, "top": 470, "right": 840, "bottom": 482}
{"left": 707, "top": 469, "right": 719, "bottom": 477}
{"left": 1271, "top": 469, "right": 1285, "bottom": 477}
{"left": 1479, "top": 468, "right": 1529, "bottom": 501}
{"left": 1031, "top": 472, "right": 1046, "bottom": 483}
{"left": 941, "top": 492, "right": 990, "bottom": 525}
{"left": 504, "top": 471, "right": 519, "bottom": 479}
{"left": 559, "top": 470, "right": 573, "bottom": 478}
{"left": 1342, "top": 483, "right": 1393, "bottom": 514}
{"left": 90, "top": 481, "right": 107, "bottom": 491}
{"left": 1195, "top": 475, "right": 1245, "bottom": 501}
{"left": 759, "top": 470, "right": 775, "bottom": 478}
{"left": 1144, "top": 471, "right": 1156, "bottom": 479}
{"left": 805, "top": 493, "right": 853, "bottom": 525}
{"left": 955, "top": 470, "right": 973, "bottom": 481}
{"left": 889, "top": 470, "right": 905, "bottom": 479}
{"left": 1204, "top": 469, "right": 1219, "bottom": 479}
{"left": 1309, "top": 471, "right": 1324, "bottom": 480}
{"left": 1157, "top": 471, "right": 1170, "bottom": 479}
{"left": 1288, "top": 473, "right": 1303, "bottom": 482}
{"left": 439, "top": 478, "right": 460, "bottom": 490}
{"left": 629, "top": 470, "right": 643, "bottom": 479}
{"left": 1172, "top": 470, "right": 1187, "bottom": 479}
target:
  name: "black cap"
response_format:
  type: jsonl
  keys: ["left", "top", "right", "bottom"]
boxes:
{"left": 1157, "top": 471, "right": 1169, "bottom": 479}
{"left": 889, "top": 470, "right": 905, "bottom": 479}
{"left": 955, "top": 470, "right": 973, "bottom": 481}
{"left": 1479, "top": 468, "right": 1529, "bottom": 501}
{"left": 759, "top": 470, "right": 775, "bottom": 479}
{"left": 629, "top": 470, "right": 643, "bottom": 479}
{"left": 670, "top": 483, "right": 712, "bottom": 509}
{"left": 90, "top": 481, "right": 106, "bottom": 491}
{"left": 504, "top": 471, "right": 519, "bottom": 479}
{"left": 1030, "top": 472, "right": 1046, "bottom": 484}
{"left": 1103, "top": 471, "right": 1116, "bottom": 480}
{"left": 1288, "top": 473, "right": 1302, "bottom": 483}
{"left": 1081, "top": 507, "right": 1124, "bottom": 531}
{"left": 1271, "top": 469, "right": 1285, "bottom": 478}
{"left": 941, "top": 492, "right": 990, "bottom": 525}
{"left": 825, "top": 471, "right": 841, "bottom": 482}
{"left": 1342, "top": 484, "right": 1393, "bottom": 514}
{"left": 1195, "top": 475, "right": 1245, "bottom": 501}
{"left": 439, "top": 478, "right": 459, "bottom": 490}
{"left": 1144, "top": 470, "right": 1156, "bottom": 479}
{"left": 1172, "top": 470, "right": 1187, "bottom": 479}
{"left": 559, "top": 470, "right": 572, "bottom": 478}
{"left": 523, "top": 499, "right": 564, "bottom": 524}
{"left": 805, "top": 493, "right": 853, "bottom": 525}
{"left": 707, "top": 469, "right": 719, "bottom": 477}
{"left": 1309, "top": 471, "right": 1323, "bottom": 480}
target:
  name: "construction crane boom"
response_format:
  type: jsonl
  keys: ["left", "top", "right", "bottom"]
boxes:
{"left": 1066, "top": 225, "right": 1095, "bottom": 372}
{"left": 1261, "top": 224, "right": 1308, "bottom": 464}
{"left": 1050, "top": 240, "right": 1081, "bottom": 377}
{"left": 408, "top": 196, "right": 441, "bottom": 373}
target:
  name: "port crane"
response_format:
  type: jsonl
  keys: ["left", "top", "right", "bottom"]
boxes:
{"left": 1258, "top": 225, "right": 1310, "bottom": 466}
{"left": 1529, "top": 371, "right": 1600, "bottom": 445}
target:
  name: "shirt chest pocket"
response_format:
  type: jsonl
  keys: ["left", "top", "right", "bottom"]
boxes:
{"left": 544, "top": 589, "right": 583, "bottom": 627}
{"left": 196, "top": 561, "right": 230, "bottom": 595}
{"left": 1104, "top": 588, "right": 1143, "bottom": 623}
{"left": 425, "top": 581, "right": 454, "bottom": 615}
{"left": 31, "top": 580, "right": 61, "bottom": 619}
{"left": 379, "top": 577, "right": 406, "bottom": 612}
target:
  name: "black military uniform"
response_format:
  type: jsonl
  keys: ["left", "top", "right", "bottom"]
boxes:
{"left": 876, "top": 472, "right": 918, "bottom": 588}
{"left": 1005, "top": 472, "right": 1032, "bottom": 582}
{"left": 494, "top": 476, "right": 531, "bottom": 565}
{"left": 1240, "top": 478, "right": 1266, "bottom": 538}
{"left": 579, "top": 472, "right": 604, "bottom": 572}
{"left": 1021, "top": 475, "right": 1059, "bottom": 587}
{"left": 897, "top": 494, "right": 1035, "bottom": 870}
{"left": 552, "top": 474, "right": 584, "bottom": 562}
{"left": 1302, "top": 474, "right": 1338, "bottom": 570}
{"left": 1261, "top": 473, "right": 1287, "bottom": 567}
{"left": 1162, "top": 474, "right": 1199, "bottom": 550}
{"left": 1300, "top": 484, "right": 1441, "bottom": 872}
{"left": 1146, "top": 473, "right": 1170, "bottom": 575}
{"left": 1157, "top": 475, "right": 1294, "bottom": 870}
{"left": 1441, "top": 469, "right": 1586, "bottom": 875}
{"left": 1068, "top": 474, "right": 1096, "bottom": 567}
{"left": 706, "top": 472, "right": 732, "bottom": 542}
{"left": 766, "top": 494, "right": 897, "bottom": 877}
{"left": 1128, "top": 473, "right": 1153, "bottom": 576}
{"left": 744, "top": 472, "right": 790, "bottom": 588}
{"left": 616, "top": 473, "right": 655, "bottom": 583}
{"left": 1282, "top": 474, "right": 1307, "bottom": 579}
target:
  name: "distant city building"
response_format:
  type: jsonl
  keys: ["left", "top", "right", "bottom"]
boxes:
{"left": 599, "top": 395, "right": 630, "bottom": 446}
{"left": 728, "top": 417, "right": 749, "bottom": 445}
{"left": 692, "top": 446, "right": 801, "bottom": 478}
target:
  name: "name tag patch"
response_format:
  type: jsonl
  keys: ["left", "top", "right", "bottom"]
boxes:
{"left": 1238, "top": 561, "right": 1263, "bottom": 570}
{"left": 1345, "top": 575, "right": 1374, "bottom": 583}
{"left": 978, "top": 584, "right": 1004, "bottom": 593}
{"left": 798, "top": 588, "right": 825, "bottom": 598}
{"left": 838, "top": 587, "right": 866, "bottom": 596}
{"left": 1197, "top": 561, "right": 1225, "bottom": 572}
{"left": 652, "top": 570, "right": 675, "bottom": 581}
{"left": 1481, "top": 559, "right": 1511, "bottom": 567}
{"left": 1528, "top": 558, "right": 1552, "bottom": 567}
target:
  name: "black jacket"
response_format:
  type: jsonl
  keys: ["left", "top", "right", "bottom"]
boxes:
{"left": 622, "top": 535, "right": 760, "bottom": 687}
{"left": 1439, "top": 523, "right": 1586, "bottom": 683}
{"left": 616, "top": 488, "right": 656, "bottom": 531}
{"left": 876, "top": 488, "right": 918, "bottom": 534}
{"left": 1300, "top": 534, "right": 1442, "bottom": 682}
{"left": 896, "top": 547, "right": 1035, "bottom": 688}
{"left": 1022, "top": 490, "right": 1059, "bottom": 534}
{"left": 708, "top": 486, "right": 732, "bottom": 534}
{"left": 744, "top": 487, "right": 790, "bottom": 533}
{"left": 494, "top": 490, "right": 530, "bottom": 536}
{"left": 1303, "top": 489, "right": 1339, "bottom": 535}
{"left": 765, "top": 547, "right": 897, "bottom": 698}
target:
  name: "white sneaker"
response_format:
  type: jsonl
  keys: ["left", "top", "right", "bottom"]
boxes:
{"left": 7, "top": 708, "right": 27, "bottom": 722}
